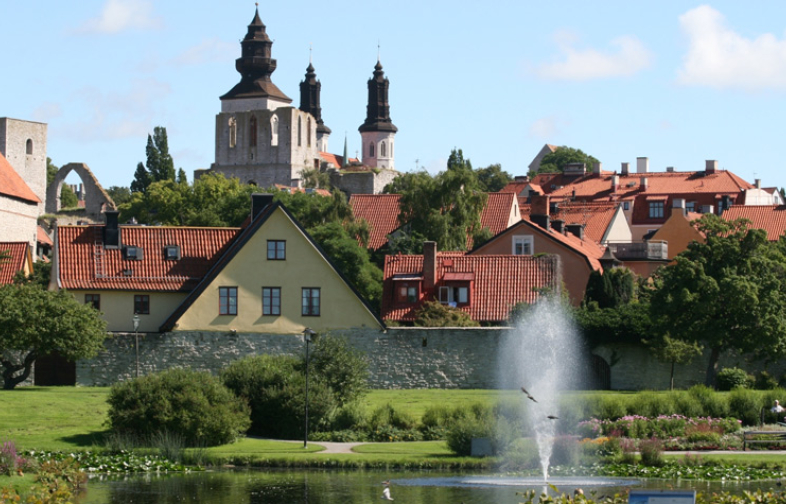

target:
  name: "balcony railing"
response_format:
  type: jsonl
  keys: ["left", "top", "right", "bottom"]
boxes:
{"left": 607, "top": 241, "right": 668, "bottom": 260}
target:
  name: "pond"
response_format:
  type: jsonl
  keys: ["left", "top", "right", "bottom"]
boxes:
{"left": 76, "top": 469, "right": 783, "bottom": 503}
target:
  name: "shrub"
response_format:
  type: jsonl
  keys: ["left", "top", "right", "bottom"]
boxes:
{"left": 414, "top": 300, "right": 480, "bottom": 327}
{"left": 716, "top": 367, "right": 751, "bottom": 391}
{"left": 639, "top": 437, "right": 664, "bottom": 467}
{"left": 595, "top": 396, "right": 627, "bottom": 420}
{"left": 629, "top": 392, "right": 677, "bottom": 418}
{"left": 445, "top": 415, "right": 493, "bottom": 456}
{"left": 107, "top": 368, "right": 250, "bottom": 446}
{"left": 688, "top": 384, "right": 729, "bottom": 418}
{"left": 368, "top": 404, "right": 417, "bottom": 430}
{"left": 727, "top": 388, "right": 763, "bottom": 426}
{"left": 308, "top": 335, "right": 369, "bottom": 406}
{"left": 755, "top": 371, "right": 780, "bottom": 391}
{"left": 686, "top": 431, "right": 721, "bottom": 444}
{"left": 330, "top": 402, "right": 366, "bottom": 431}
{"left": 221, "top": 354, "right": 337, "bottom": 439}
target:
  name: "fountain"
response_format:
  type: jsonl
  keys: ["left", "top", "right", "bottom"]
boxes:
{"left": 497, "top": 295, "right": 582, "bottom": 481}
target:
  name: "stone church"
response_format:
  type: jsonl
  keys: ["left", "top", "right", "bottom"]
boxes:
{"left": 206, "top": 7, "right": 398, "bottom": 195}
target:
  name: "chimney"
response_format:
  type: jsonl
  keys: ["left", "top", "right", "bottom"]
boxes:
{"left": 566, "top": 223, "right": 585, "bottom": 240}
{"left": 640, "top": 177, "right": 648, "bottom": 191}
{"left": 551, "top": 219, "right": 565, "bottom": 234}
{"left": 621, "top": 162, "right": 629, "bottom": 176}
{"left": 672, "top": 198, "right": 686, "bottom": 216}
{"left": 104, "top": 210, "right": 120, "bottom": 247}
{"left": 514, "top": 175, "right": 529, "bottom": 182}
{"left": 666, "top": 166, "right": 674, "bottom": 173}
{"left": 593, "top": 162, "right": 602, "bottom": 175}
{"left": 611, "top": 174, "right": 620, "bottom": 191}
{"left": 530, "top": 194, "right": 551, "bottom": 230}
{"left": 755, "top": 178, "right": 761, "bottom": 189}
{"left": 705, "top": 160, "right": 717, "bottom": 174}
{"left": 423, "top": 241, "right": 437, "bottom": 289}
{"left": 636, "top": 157, "right": 649, "bottom": 174}
{"left": 251, "top": 193, "right": 275, "bottom": 221}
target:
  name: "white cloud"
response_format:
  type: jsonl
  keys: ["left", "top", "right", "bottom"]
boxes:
{"left": 172, "top": 38, "right": 236, "bottom": 66}
{"left": 677, "top": 5, "right": 786, "bottom": 90}
{"left": 32, "top": 102, "right": 63, "bottom": 123}
{"left": 537, "top": 31, "right": 652, "bottom": 81}
{"left": 77, "top": 0, "right": 162, "bottom": 34}
{"left": 528, "top": 116, "right": 563, "bottom": 139}
{"left": 56, "top": 79, "right": 171, "bottom": 142}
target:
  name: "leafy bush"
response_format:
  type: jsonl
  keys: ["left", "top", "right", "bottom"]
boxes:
{"left": 594, "top": 396, "right": 627, "bottom": 420}
{"left": 716, "top": 367, "right": 752, "bottom": 391}
{"left": 107, "top": 368, "right": 250, "bottom": 446}
{"left": 727, "top": 388, "right": 763, "bottom": 426}
{"left": 308, "top": 335, "right": 369, "bottom": 406}
{"left": 629, "top": 392, "right": 678, "bottom": 418}
{"left": 330, "top": 402, "right": 366, "bottom": 431}
{"left": 445, "top": 415, "right": 493, "bottom": 456}
{"left": 221, "top": 354, "right": 337, "bottom": 439}
{"left": 638, "top": 437, "right": 664, "bottom": 467}
{"left": 414, "top": 300, "right": 479, "bottom": 327}
{"left": 754, "top": 371, "right": 779, "bottom": 390}
{"left": 368, "top": 404, "right": 417, "bottom": 430}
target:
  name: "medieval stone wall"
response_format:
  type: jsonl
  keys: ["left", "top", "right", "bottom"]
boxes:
{"left": 331, "top": 169, "right": 399, "bottom": 196}
{"left": 75, "top": 327, "right": 786, "bottom": 389}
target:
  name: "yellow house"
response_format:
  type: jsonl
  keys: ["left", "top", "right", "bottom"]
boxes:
{"left": 56, "top": 194, "right": 383, "bottom": 334}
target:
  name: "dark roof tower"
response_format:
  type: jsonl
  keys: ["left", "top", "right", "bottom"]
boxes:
{"left": 220, "top": 6, "right": 292, "bottom": 104}
{"left": 299, "top": 62, "right": 331, "bottom": 136}
{"left": 358, "top": 60, "right": 397, "bottom": 133}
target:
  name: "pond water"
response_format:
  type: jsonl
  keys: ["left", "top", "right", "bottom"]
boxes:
{"left": 76, "top": 469, "right": 784, "bottom": 503}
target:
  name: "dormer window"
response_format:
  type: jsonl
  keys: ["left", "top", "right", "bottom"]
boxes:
{"left": 391, "top": 274, "right": 423, "bottom": 305}
{"left": 124, "top": 246, "right": 143, "bottom": 260}
{"left": 439, "top": 272, "right": 474, "bottom": 306}
{"left": 164, "top": 245, "right": 181, "bottom": 260}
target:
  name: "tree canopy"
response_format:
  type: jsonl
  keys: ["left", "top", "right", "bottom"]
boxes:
{"left": 533, "top": 146, "right": 599, "bottom": 176}
{"left": 0, "top": 283, "right": 108, "bottom": 389}
{"left": 475, "top": 163, "right": 512, "bottom": 192}
{"left": 131, "top": 126, "right": 176, "bottom": 194}
{"left": 649, "top": 214, "right": 786, "bottom": 386}
{"left": 385, "top": 149, "right": 489, "bottom": 253}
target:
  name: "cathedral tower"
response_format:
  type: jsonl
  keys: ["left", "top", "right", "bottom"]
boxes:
{"left": 358, "top": 60, "right": 397, "bottom": 170}
{"left": 299, "top": 61, "right": 331, "bottom": 153}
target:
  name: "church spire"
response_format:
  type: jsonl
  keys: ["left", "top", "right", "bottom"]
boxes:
{"left": 220, "top": 5, "right": 291, "bottom": 105}
{"left": 299, "top": 59, "right": 330, "bottom": 136}
{"left": 359, "top": 59, "right": 397, "bottom": 133}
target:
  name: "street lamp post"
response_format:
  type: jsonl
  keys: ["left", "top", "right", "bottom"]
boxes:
{"left": 302, "top": 327, "right": 316, "bottom": 449}
{"left": 132, "top": 315, "right": 140, "bottom": 378}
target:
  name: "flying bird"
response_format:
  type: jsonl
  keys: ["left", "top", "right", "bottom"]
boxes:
{"left": 547, "top": 415, "right": 559, "bottom": 420}
{"left": 520, "top": 386, "right": 537, "bottom": 403}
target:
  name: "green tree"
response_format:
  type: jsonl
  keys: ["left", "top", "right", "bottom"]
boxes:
{"left": 414, "top": 300, "right": 479, "bottom": 327}
{"left": 146, "top": 126, "right": 176, "bottom": 183}
{"left": 130, "top": 162, "right": 151, "bottom": 194}
{"left": 301, "top": 168, "right": 331, "bottom": 189}
{"left": 574, "top": 301, "right": 652, "bottom": 348}
{"left": 584, "top": 268, "right": 635, "bottom": 309}
{"left": 308, "top": 335, "right": 369, "bottom": 407}
{"left": 533, "top": 146, "right": 599, "bottom": 176}
{"left": 476, "top": 163, "right": 512, "bottom": 192}
{"left": 177, "top": 168, "right": 188, "bottom": 185}
{"left": 0, "top": 284, "right": 107, "bottom": 389}
{"left": 390, "top": 149, "right": 488, "bottom": 253}
{"left": 105, "top": 186, "right": 132, "bottom": 206}
{"left": 644, "top": 335, "right": 703, "bottom": 390}
{"left": 650, "top": 214, "right": 786, "bottom": 387}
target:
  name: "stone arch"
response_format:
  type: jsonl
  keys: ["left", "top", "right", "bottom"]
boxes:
{"left": 46, "top": 163, "right": 116, "bottom": 220}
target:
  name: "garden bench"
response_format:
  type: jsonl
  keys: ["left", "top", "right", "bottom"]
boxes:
{"left": 742, "top": 430, "right": 786, "bottom": 451}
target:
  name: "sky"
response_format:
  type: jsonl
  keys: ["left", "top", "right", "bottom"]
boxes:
{"left": 4, "top": 1, "right": 786, "bottom": 191}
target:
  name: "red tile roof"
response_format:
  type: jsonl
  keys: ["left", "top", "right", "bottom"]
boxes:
{"left": 58, "top": 225, "right": 240, "bottom": 291}
{"left": 518, "top": 200, "right": 619, "bottom": 244}
{"left": 499, "top": 181, "right": 531, "bottom": 196}
{"left": 0, "top": 242, "right": 31, "bottom": 285}
{"left": 516, "top": 217, "right": 605, "bottom": 272}
{"left": 0, "top": 152, "right": 40, "bottom": 204}
{"left": 480, "top": 193, "right": 516, "bottom": 236}
{"left": 722, "top": 205, "right": 786, "bottom": 241}
{"left": 382, "top": 252, "right": 559, "bottom": 323}
{"left": 349, "top": 194, "right": 402, "bottom": 250}
{"left": 319, "top": 152, "right": 360, "bottom": 168}
{"left": 37, "top": 226, "right": 53, "bottom": 246}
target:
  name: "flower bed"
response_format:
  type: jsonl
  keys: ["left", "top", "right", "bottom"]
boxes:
{"left": 577, "top": 415, "right": 741, "bottom": 440}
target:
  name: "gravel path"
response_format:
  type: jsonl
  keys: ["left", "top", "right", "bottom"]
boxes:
{"left": 311, "top": 441, "right": 366, "bottom": 454}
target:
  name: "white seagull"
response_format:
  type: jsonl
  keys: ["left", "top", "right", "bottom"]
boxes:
{"left": 382, "top": 480, "right": 394, "bottom": 500}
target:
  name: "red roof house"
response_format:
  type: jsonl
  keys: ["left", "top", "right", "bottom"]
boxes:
{"left": 722, "top": 205, "right": 786, "bottom": 242}
{"left": 382, "top": 241, "right": 559, "bottom": 324}
{"left": 0, "top": 242, "right": 33, "bottom": 285}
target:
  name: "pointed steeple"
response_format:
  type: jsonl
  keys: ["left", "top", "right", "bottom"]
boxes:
{"left": 299, "top": 60, "right": 330, "bottom": 135}
{"left": 359, "top": 59, "right": 397, "bottom": 133}
{"left": 220, "top": 6, "right": 291, "bottom": 104}
{"left": 342, "top": 133, "right": 348, "bottom": 168}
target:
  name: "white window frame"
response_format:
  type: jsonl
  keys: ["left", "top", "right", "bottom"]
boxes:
{"left": 512, "top": 235, "right": 534, "bottom": 256}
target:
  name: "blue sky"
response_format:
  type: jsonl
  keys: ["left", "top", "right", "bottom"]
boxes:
{"left": 4, "top": 1, "right": 786, "bottom": 191}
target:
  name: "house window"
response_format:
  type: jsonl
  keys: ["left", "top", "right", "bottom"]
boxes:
{"left": 85, "top": 294, "right": 100, "bottom": 310}
{"left": 219, "top": 287, "right": 238, "bottom": 315}
{"left": 369, "top": 142, "right": 375, "bottom": 157}
{"left": 271, "top": 116, "right": 279, "bottom": 146}
{"left": 512, "top": 235, "right": 534, "bottom": 256}
{"left": 249, "top": 115, "right": 257, "bottom": 147}
{"left": 164, "top": 245, "right": 181, "bottom": 260}
{"left": 125, "top": 246, "right": 144, "bottom": 260}
{"left": 307, "top": 117, "right": 312, "bottom": 147}
{"left": 263, "top": 287, "right": 281, "bottom": 315}
{"left": 623, "top": 201, "right": 630, "bottom": 211}
{"left": 134, "top": 295, "right": 150, "bottom": 315}
{"left": 439, "top": 285, "right": 469, "bottom": 305}
{"left": 686, "top": 201, "right": 695, "bottom": 212}
{"left": 302, "top": 288, "right": 320, "bottom": 316}
{"left": 267, "top": 240, "right": 286, "bottom": 260}
{"left": 26, "top": 139, "right": 33, "bottom": 155}
{"left": 395, "top": 283, "right": 419, "bottom": 303}
{"left": 380, "top": 141, "right": 387, "bottom": 157}
{"left": 648, "top": 201, "right": 664, "bottom": 218}
{"left": 298, "top": 117, "right": 302, "bottom": 147}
